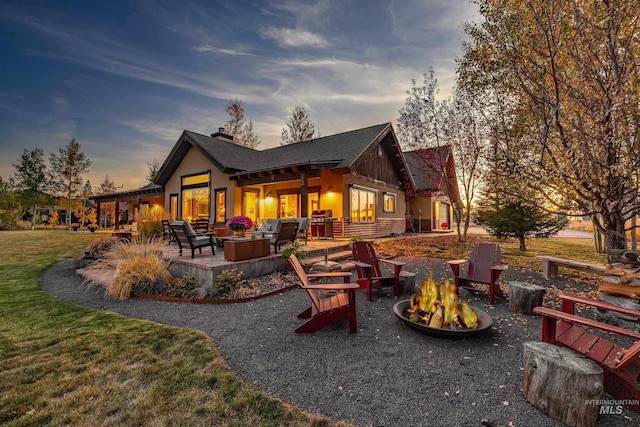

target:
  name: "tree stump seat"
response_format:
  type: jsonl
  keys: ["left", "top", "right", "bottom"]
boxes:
{"left": 509, "top": 281, "right": 546, "bottom": 314}
{"left": 523, "top": 341, "right": 603, "bottom": 427}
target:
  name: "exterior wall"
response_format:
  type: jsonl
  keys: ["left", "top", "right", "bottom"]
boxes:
{"left": 340, "top": 174, "right": 407, "bottom": 238}
{"left": 407, "top": 196, "right": 434, "bottom": 232}
{"left": 164, "top": 146, "right": 235, "bottom": 222}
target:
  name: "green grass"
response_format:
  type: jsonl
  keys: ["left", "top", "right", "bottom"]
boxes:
{"left": 0, "top": 230, "right": 340, "bottom": 427}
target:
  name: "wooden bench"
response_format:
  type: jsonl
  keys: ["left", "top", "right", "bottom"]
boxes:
{"left": 533, "top": 294, "right": 640, "bottom": 413}
{"left": 537, "top": 256, "right": 604, "bottom": 279}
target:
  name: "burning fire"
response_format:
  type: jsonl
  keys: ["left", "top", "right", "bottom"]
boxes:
{"left": 407, "top": 275, "right": 479, "bottom": 329}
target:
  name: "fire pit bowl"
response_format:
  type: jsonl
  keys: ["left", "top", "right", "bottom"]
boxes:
{"left": 393, "top": 299, "right": 493, "bottom": 339}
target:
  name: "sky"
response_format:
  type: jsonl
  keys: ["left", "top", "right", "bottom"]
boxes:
{"left": 0, "top": 0, "right": 480, "bottom": 191}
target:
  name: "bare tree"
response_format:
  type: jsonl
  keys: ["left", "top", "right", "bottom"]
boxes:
{"left": 280, "top": 105, "right": 318, "bottom": 145}
{"left": 146, "top": 158, "right": 160, "bottom": 184}
{"left": 223, "top": 99, "right": 261, "bottom": 149}
{"left": 397, "top": 69, "right": 485, "bottom": 241}
{"left": 49, "top": 139, "right": 91, "bottom": 229}
{"left": 461, "top": 0, "right": 640, "bottom": 251}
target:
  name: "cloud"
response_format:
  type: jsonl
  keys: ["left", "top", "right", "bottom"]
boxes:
{"left": 260, "top": 27, "right": 329, "bottom": 48}
{"left": 192, "top": 45, "right": 256, "bottom": 56}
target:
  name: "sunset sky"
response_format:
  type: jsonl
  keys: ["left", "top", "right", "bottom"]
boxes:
{"left": 0, "top": 0, "right": 479, "bottom": 190}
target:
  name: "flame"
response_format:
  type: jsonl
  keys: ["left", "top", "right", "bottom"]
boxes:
{"left": 460, "top": 300, "right": 478, "bottom": 328}
{"left": 407, "top": 274, "right": 479, "bottom": 329}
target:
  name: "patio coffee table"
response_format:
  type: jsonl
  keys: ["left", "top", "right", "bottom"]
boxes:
{"left": 223, "top": 238, "right": 270, "bottom": 261}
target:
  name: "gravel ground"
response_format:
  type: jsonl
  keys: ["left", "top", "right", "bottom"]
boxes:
{"left": 42, "top": 257, "right": 640, "bottom": 427}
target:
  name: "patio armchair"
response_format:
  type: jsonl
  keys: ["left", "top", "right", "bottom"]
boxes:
{"left": 194, "top": 218, "right": 210, "bottom": 233}
{"left": 170, "top": 220, "right": 216, "bottom": 258}
{"left": 252, "top": 219, "right": 299, "bottom": 254}
{"left": 161, "top": 219, "right": 173, "bottom": 242}
{"left": 296, "top": 217, "right": 310, "bottom": 245}
{"left": 271, "top": 220, "right": 299, "bottom": 254}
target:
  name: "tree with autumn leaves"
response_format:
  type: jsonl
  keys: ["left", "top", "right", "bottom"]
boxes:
{"left": 459, "top": 0, "right": 640, "bottom": 251}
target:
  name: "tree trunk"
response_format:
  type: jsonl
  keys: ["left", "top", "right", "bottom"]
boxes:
{"left": 519, "top": 236, "right": 526, "bottom": 251}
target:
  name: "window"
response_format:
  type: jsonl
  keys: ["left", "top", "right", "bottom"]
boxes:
{"left": 383, "top": 193, "right": 396, "bottom": 213}
{"left": 278, "top": 189, "right": 319, "bottom": 218}
{"left": 181, "top": 172, "right": 210, "bottom": 221}
{"left": 242, "top": 189, "right": 259, "bottom": 224}
{"left": 350, "top": 186, "right": 377, "bottom": 223}
{"left": 214, "top": 189, "right": 226, "bottom": 224}
{"left": 169, "top": 194, "right": 178, "bottom": 220}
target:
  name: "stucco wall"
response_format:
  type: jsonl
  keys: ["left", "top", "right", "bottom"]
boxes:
{"left": 164, "top": 146, "right": 235, "bottom": 220}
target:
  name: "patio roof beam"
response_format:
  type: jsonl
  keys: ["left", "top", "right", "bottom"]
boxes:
{"left": 235, "top": 169, "right": 321, "bottom": 187}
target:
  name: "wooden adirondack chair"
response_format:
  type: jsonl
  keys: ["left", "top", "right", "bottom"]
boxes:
{"left": 352, "top": 241, "right": 405, "bottom": 301}
{"left": 289, "top": 254, "right": 358, "bottom": 333}
{"left": 533, "top": 294, "right": 640, "bottom": 413}
{"left": 447, "top": 243, "right": 508, "bottom": 304}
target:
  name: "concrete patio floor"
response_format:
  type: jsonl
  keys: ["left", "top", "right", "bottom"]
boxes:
{"left": 163, "top": 237, "right": 352, "bottom": 284}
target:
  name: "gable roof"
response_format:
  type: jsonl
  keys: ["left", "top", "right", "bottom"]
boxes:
{"left": 155, "top": 122, "right": 414, "bottom": 188}
{"left": 404, "top": 145, "right": 461, "bottom": 205}
{"left": 154, "top": 130, "right": 268, "bottom": 185}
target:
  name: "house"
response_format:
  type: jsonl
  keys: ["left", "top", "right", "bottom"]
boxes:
{"left": 92, "top": 123, "right": 460, "bottom": 238}
{"left": 404, "top": 145, "right": 462, "bottom": 232}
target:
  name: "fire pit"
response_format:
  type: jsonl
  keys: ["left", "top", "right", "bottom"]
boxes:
{"left": 392, "top": 274, "right": 493, "bottom": 338}
{"left": 393, "top": 299, "right": 492, "bottom": 338}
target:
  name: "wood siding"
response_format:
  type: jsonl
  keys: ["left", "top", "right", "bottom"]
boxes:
{"left": 350, "top": 134, "right": 403, "bottom": 188}
{"left": 343, "top": 218, "right": 405, "bottom": 239}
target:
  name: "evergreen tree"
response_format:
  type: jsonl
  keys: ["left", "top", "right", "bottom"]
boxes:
{"left": 12, "top": 147, "right": 47, "bottom": 230}
{"left": 474, "top": 189, "right": 565, "bottom": 251}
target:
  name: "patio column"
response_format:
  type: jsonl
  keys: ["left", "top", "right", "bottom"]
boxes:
{"left": 115, "top": 200, "right": 120, "bottom": 230}
{"left": 300, "top": 169, "right": 308, "bottom": 218}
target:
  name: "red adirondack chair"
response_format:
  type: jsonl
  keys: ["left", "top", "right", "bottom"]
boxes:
{"left": 352, "top": 241, "right": 405, "bottom": 301}
{"left": 534, "top": 294, "right": 640, "bottom": 413}
{"left": 447, "top": 243, "right": 508, "bottom": 304}
{"left": 289, "top": 254, "right": 358, "bottom": 333}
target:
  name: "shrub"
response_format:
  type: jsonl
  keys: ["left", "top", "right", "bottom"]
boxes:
{"left": 139, "top": 220, "right": 163, "bottom": 239}
{"left": 214, "top": 269, "right": 244, "bottom": 297}
{"left": 109, "top": 256, "right": 172, "bottom": 299}
{"left": 187, "top": 283, "right": 218, "bottom": 299}
{"left": 87, "top": 236, "right": 171, "bottom": 299}
{"left": 86, "top": 237, "right": 122, "bottom": 258}
{"left": 281, "top": 241, "right": 308, "bottom": 260}
{"left": 166, "top": 276, "right": 200, "bottom": 297}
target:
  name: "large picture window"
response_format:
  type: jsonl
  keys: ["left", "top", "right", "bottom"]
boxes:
{"left": 181, "top": 172, "right": 210, "bottom": 221}
{"left": 350, "top": 186, "right": 377, "bottom": 223}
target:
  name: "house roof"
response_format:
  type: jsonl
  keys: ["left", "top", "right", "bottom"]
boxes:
{"left": 260, "top": 122, "right": 391, "bottom": 169}
{"left": 91, "top": 183, "right": 163, "bottom": 203}
{"left": 404, "top": 145, "right": 462, "bottom": 205}
{"left": 155, "top": 122, "right": 411, "bottom": 186}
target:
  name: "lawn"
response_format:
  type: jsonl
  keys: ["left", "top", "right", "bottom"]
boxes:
{"left": 376, "top": 232, "right": 607, "bottom": 280}
{"left": 0, "top": 230, "right": 339, "bottom": 427}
